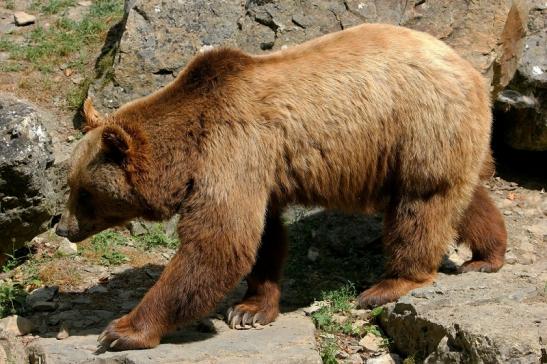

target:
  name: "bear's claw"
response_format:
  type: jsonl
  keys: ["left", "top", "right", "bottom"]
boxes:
{"left": 226, "top": 305, "right": 273, "bottom": 329}
{"left": 97, "top": 317, "right": 160, "bottom": 351}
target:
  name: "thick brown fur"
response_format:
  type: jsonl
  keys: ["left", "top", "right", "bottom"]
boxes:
{"left": 56, "top": 23, "right": 506, "bottom": 350}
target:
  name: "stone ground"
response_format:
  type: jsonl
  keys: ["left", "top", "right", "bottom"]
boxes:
{"left": 0, "top": 173, "right": 545, "bottom": 363}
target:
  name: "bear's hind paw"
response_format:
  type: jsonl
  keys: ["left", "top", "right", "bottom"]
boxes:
{"left": 459, "top": 259, "right": 503, "bottom": 273}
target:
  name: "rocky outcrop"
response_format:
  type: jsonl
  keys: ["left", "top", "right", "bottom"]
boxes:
{"left": 380, "top": 262, "right": 547, "bottom": 363}
{"left": 89, "top": 0, "right": 547, "bottom": 150}
{"left": 90, "top": 0, "right": 524, "bottom": 114}
{"left": 30, "top": 312, "right": 320, "bottom": 364}
{"left": 0, "top": 94, "right": 57, "bottom": 256}
{"left": 495, "top": 1, "right": 547, "bottom": 151}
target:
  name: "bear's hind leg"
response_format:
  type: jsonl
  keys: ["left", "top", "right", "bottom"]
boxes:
{"left": 358, "top": 193, "right": 457, "bottom": 307}
{"left": 227, "top": 208, "right": 287, "bottom": 328}
{"left": 457, "top": 185, "right": 507, "bottom": 273}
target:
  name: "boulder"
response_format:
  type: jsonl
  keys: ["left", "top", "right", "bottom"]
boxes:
{"left": 0, "top": 315, "right": 33, "bottom": 336}
{"left": 89, "top": 0, "right": 523, "bottom": 114}
{"left": 0, "top": 94, "right": 56, "bottom": 257}
{"left": 495, "top": 1, "right": 547, "bottom": 151}
{"left": 380, "top": 261, "right": 547, "bottom": 363}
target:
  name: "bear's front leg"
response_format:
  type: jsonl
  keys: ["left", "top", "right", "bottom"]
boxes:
{"left": 227, "top": 208, "right": 287, "bottom": 329}
{"left": 98, "top": 194, "right": 267, "bottom": 350}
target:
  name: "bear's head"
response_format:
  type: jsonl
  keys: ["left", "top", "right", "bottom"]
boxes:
{"left": 56, "top": 99, "right": 149, "bottom": 242}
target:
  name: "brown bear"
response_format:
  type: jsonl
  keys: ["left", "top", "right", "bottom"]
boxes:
{"left": 56, "top": 23, "right": 507, "bottom": 350}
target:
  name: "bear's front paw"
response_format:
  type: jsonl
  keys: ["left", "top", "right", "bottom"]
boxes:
{"left": 98, "top": 316, "right": 160, "bottom": 351}
{"left": 227, "top": 300, "right": 279, "bottom": 329}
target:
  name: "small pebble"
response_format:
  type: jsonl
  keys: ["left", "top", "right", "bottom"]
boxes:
{"left": 56, "top": 324, "right": 70, "bottom": 340}
{"left": 14, "top": 12, "right": 36, "bottom": 26}
{"left": 57, "top": 239, "right": 78, "bottom": 255}
{"left": 350, "top": 309, "right": 369, "bottom": 319}
{"left": 303, "top": 301, "right": 327, "bottom": 315}
{"left": 71, "top": 74, "right": 84, "bottom": 85}
{"left": 359, "top": 334, "right": 382, "bottom": 352}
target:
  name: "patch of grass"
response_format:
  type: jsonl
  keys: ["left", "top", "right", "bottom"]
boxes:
{"left": 312, "top": 283, "right": 364, "bottom": 335}
{"left": 319, "top": 338, "right": 338, "bottom": 364}
{"left": 2, "top": 255, "right": 21, "bottom": 273}
{"left": 0, "top": 37, "right": 18, "bottom": 53}
{"left": 86, "top": 230, "right": 129, "bottom": 266}
{"left": 137, "top": 224, "right": 178, "bottom": 250}
{"left": 0, "top": 62, "right": 23, "bottom": 72}
{"left": 5, "top": 0, "right": 15, "bottom": 9}
{"left": 0, "top": 282, "right": 27, "bottom": 318}
{"left": 4, "top": 0, "right": 123, "bottom": 73}
{"left": 19, "top": 260, "right": 43, "bottom": 290}
{"left": 32, "top": 0, "right": 77, "bottom": 14}
{"left": 66, "top": 78, "right": 92, "bottom": 110}
{"left": 321, "top": 282, "right": 355, "bottom": 313}
{"left": 311, "top": 284, "right": 391, "bottom": 363}
{"left": 403, "top": 354, "right": 417, "bottom": 364}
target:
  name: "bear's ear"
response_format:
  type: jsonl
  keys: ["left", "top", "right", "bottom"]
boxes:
{"left": 101, "top": 125, "right": 133, "bottom": 165}
{"left": 82, "top": 98, "right": 104, "bottom": 132}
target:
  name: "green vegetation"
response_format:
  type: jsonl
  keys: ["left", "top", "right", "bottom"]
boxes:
{"left": 136, "top": 223, "right": 179, "bottom": 250}
{"left": 319, "top": 338, "right": 338, "bottom": 364}
{"left": 66, "top": 78, "right": 93, "bottom": 110}
{"left": 311, "top": 283, "right": 384, "bottom": 337}
{"left": 0, "top": 282, "right": 27, "bottom": 318}
{"left": 310, "top": 284, "right": 390, "bottom": 363}
{"left": 88, "top": 230, "right": 129, "bottom": 266}
{"left": 80, "top": 226, "right": 178, "bottom": 266}
{"left": 403, "top": 354, "right": 417, "bottom": 364}
{"left": 31, "top": 0, "right": 77, "bottom": 14}
{"left": 2, "top": 255, "right": 21, "bottom": 273}
{"left": 13, "top": 0, "right": 123, "bottom": 73}
{"left": 0, "top": 0, "right": 124, "bottom": 109}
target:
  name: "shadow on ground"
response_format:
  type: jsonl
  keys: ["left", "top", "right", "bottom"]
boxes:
{"left": 27, "top": 209, "right": 387, "bottom": 346}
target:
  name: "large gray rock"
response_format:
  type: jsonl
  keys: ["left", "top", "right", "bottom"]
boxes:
{"left": 0, "top": 94, "right": 56, "bottom": 256}
{"left": 379, "top": 182, "right": 547, "bottom": 363}
{"left": 89, "top": 0, "right": 522, "bottom": 113}
{"left": 495, "top": 1, "right": 547, "bottom": 151}
{"left": 380, "top": 261, "right": 547, "bottom": 363}
{"left": 28, "top": 313, "right": 320, "bottom": 364}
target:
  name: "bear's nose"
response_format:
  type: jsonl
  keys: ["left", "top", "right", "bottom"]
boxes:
{"left": 55, "top": 226, "right": 69, "bottom": 237}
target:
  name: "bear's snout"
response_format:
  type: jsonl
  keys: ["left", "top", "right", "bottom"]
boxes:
{"left": 55, "top": 225, "right": 69, "bottom": 237}
{"left": 55, "top": 210, "right": 86, "bottom": 242}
